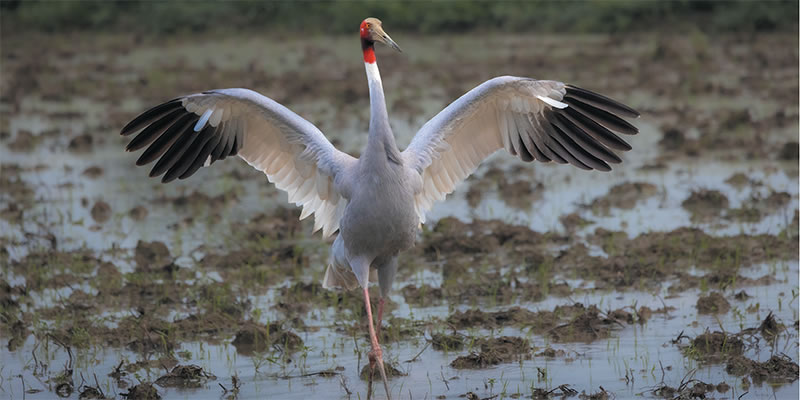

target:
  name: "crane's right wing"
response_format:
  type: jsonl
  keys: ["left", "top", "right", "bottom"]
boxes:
{"left": 402, "top": 76, "right": 639, "bottom": 223}
{"left": 121, "top": 88, "right": 357, "bottom": 238}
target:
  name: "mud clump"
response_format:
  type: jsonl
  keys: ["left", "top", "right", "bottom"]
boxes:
{"left": 758, "top": 311, "right": 784, "bottom": 340}
{"left": 423, "top": 217, "right": 552, "bottom": 257}
{"left": 686, "top": 383, "right": 716, "bottom": 398}
{"left": 155, "top": 365, "right": 216, "bottom": 388}
{"left": 8, "top": 130, "right": 39, "bottom": 152}
{"left": 724, "top": 172, "right": 753, "bottom": 189}
{"left": 78, "top": 386, "right": 105, "bottom": 399}
{"left": 635, "top": 306, "right": 653, "bottom": 323}
{"left": 652, "top": 381, "right": 718, "bottom": 399}
{"left": 430, "top": 333, "right": 465, "bottom": 351}
{"left": 5, "top": 320, "right": 29, "bottom": 352}
{"left": 110, "top": 311, "right": 246, "bottom": 354}
{"left": 10, "top": 249, "right": 106, "bottom": 291}
{"left": 778, "top": 141, "right": 798, "bottom": 160}
{"left": 134, "top": 240, "right": 174, "bottom": 274}
{"left": 690, "top": 331, "right": 744, "bottom": 362}
{"left": 68, "top": 134, "right": 94, "bottom": 152}
{"left": 696, "top": 292, "right": 730, "bottom": 314}
{"left": 401, "top": 284, "right": 443, "bottom": 307}
{"left": 560, "top": 212, "right": 592, "bottom": 233}
{"left": 424, "top": 218, "right": 501, "bottom": 255}
{"left": 765, "top": 191, "right": 791, "bottom": 208}
{"left": 129, "top": 206, "right": 148, "bottom": 220}
{"left": 463, "top": 166, "right": 542, "bottom": 209}
{"left": 450, "top": 336, "right": 530, "bottom": 369}
{"left": 0, "top": 167, "right": 34, "bottom": 203}
{"left": 450, "top": 351, "right": 501, "bottom": 369}
{"left": 231, "top": 322, "right": 303, "bottom": 355}
{"left": 235, "top": 208, "right": 303, "bottom": 241}
{"left": 728, "top": 191, "right": 792, "bottom": 222}
{"left": 275, "top": 281, "right": 351, "bottom": 318}
{"left": 479, "top": 336, "right": 530, "bottom": 358}
{"left": 275, "top": 281, "right": 370, "bottom": 321}
{"left": 359, "top": 361, "right": 406, "bottom": 381}
{"left": 589, "top": 182, "right": 658, "bottom": 212}
{"left": 579, "top": 387, "right": 612, "bottom": 400}
{"left": 498, "top": 176, "right": 542, "bottom": 210}
{"left": 681, "top": 190, "right": 729, "bottom": 221}
{"left": 608, "top": 308, "right": 635, "bottom": 324}
{"left": 442, "top": 279, "right": 516, "bottom": 303}
{"left": 202, "top": 240, "right": 305, "bottom": 280}
{"left": 549, "top": 308, "right": 617, "bottom": 343}
{"left": 377, "top": 317, "right": 422, "bottom": 344}
{"left": 91, "top": 200, "right": 112, "bottom": 223}
{"left": 172, "top": 312, "right": 242, "bottom": 339}
{"left": 726, "top": 354, "right": 799, "bottom": 385}
{"left": 122, "top": 383, "right": 160, "bottom": 400}
{"left": 577, "top": 226, "right": 798, "bottom": 291}
{"left": 536, "top": 347, "right": 566, "bottom": 358}
{"left": 658, "top": 126, "right": 685, "bottom": 151}
{"left": 446, "top": 304, "right": 626, "bottom": 343}
{"left": 446, "top": 307, "right": 538, "bottom": 330}
{"left": 81, "top": 166, "right": 104, "bottom": 179}
{"left": 124, "top": 357, "right": 178, "bottom": 375}
{"left": 154, "top": 190, "right": 242, "bottom": 216}
{"left": 465, "top": 185, "right": 485, "bottom": 208}
{"left": 733, "top": 290, "right": 751, "bottom": 300}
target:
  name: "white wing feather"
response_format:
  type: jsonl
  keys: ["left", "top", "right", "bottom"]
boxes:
{"left": 402, "top": 76, "right": 567, "bottom": 223}
{"left": 179, "top": 89, "right": 356, "bottom": 238}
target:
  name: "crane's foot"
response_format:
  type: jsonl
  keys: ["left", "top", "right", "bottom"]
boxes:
{"left": 368, "top": 344, "right": 382, "bottom": 367}
{"left": 363, "top": 288, "right": 391, "bottom": 400}
{"left": 368, "top": 344, "right": 390, "bottom": 399}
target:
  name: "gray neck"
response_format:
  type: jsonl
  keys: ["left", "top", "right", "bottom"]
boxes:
{"left": 364, "top": 61, "right": 402, "bottom": 166}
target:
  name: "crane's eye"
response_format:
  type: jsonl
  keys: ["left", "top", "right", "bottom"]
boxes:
{"left": 365, "top": 23, "right": 371, "bottom": 29}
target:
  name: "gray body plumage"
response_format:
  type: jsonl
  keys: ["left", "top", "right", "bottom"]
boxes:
{"left": 329, "top": 61, "right": 421, "bottom": 296}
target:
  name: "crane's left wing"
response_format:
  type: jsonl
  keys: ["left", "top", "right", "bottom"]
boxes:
{"left": 402, "top": 76, "right": 639, "bottom": 223}
{"left": 121, "top": 88, "right": 356, "bottom": 238}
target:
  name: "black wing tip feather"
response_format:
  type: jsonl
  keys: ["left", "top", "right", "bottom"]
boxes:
{"left": 537, "top": 88, "right": 641, "bottom": 172}
{"left": 119, "top": 97, "right": 228, "bottom": 184}
{"left": 135, "top": 113, "right": 198, "bottom": 167}
{"left": 119, "top": 98, "right": 184, "bottom": 136}
{"left": 505, "top": 84, "right": 640, "bottom": 172}
{"left": 564, "top": 84, "right": 640, "bottom": 119}
{"left": 564, "top": 96, "right": 639, "bottom": 136}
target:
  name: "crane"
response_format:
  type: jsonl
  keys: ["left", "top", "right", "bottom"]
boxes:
{"left": 120, "top": 17, "right": 639, "bottom": 399}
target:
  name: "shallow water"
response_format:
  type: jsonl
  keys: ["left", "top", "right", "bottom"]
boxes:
{"left": 1, "top": 32, "right": 798, "bottom": 399}
{"left": 1, "top": 261, "right": 797, "bottom": 399}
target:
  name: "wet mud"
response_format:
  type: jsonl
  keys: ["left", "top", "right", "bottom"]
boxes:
{"left": 450, "top": 336, "right": 531, "bottom": 369}
{"left": 588, "top": 182, "right": 659, "bottom": 213}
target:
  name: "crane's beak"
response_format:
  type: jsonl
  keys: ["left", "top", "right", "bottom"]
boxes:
{"left": 375, "top": 30, "right": 402, "bottom": 53}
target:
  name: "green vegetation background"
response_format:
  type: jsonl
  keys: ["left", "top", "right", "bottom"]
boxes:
{"left": 2, "top": 0, "right": 797, "bottom": 36}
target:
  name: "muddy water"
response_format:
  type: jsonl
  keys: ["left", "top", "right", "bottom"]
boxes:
{"left": 1, "top": 32, "right": 798, "bottom": 399}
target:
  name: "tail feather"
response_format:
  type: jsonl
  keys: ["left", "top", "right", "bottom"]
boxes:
{"left": 322, "top": 263, "right": 378, "bottom": 291}
{"left": 321, "top": 235, "right": 376, "bottom": 291}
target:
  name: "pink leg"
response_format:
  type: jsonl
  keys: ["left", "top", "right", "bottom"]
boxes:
{"left": 376, "top": 297, "right": 385, "bottom": 339}
{"left": 363, "top": 288, "right": 391, "bottom": 399}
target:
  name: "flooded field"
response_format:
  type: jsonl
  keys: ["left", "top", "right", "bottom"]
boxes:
{"left": 1, "top": 30, "right": 798, "bottom": 399}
